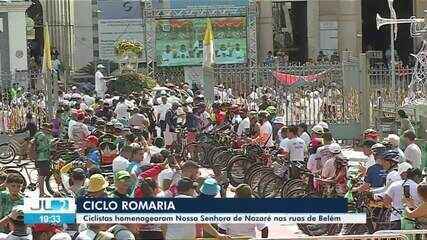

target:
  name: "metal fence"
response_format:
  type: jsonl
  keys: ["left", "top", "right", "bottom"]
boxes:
{"left": 375, "top": 229, "right": 427, "bottom": 240}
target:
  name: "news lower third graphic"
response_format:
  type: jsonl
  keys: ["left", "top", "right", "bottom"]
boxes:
{"left": 24, "top": 198, "right": 366, "bottom": 225}
{"left": 24, "top": 198, "right": 76, "bottom": 224}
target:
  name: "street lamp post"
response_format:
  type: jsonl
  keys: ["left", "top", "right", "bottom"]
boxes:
{"left": 390, "top": 24, "right": 396, "bottom": 93}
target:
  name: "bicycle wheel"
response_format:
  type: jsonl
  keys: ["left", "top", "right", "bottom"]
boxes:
{"left": 280, "top": 179, "right": 306, "bottom": 197}
{"left": 257, "top": 173, "right": 280, "bottom": 198}
{"left": 247, "top": 165, "right": 268, "bottom": 186}
{"left": 260, "top": 174, "right": 284, "bottom": 198}
{"left": 226, "top": 155, "right": 253, "bottom": 187}
{"left": 45, "top": 171, "right": 69, "bottom": 197}
{"left": 183, "top": 143, "right": 206, "bottom": 165}
{"left": 0, "top": 143, "right": 16, "bottom": 164}
{"left": 207, "top": 146, "right": 228, "bottom": 168}
{"left": 212, "top": 150, "right": 235, "bottom": 171}
{"left": 4, "top": 169, "right": 27, "bottom": 192}
{"left": 249, "top": 169, "right": 271, "bottom": 195}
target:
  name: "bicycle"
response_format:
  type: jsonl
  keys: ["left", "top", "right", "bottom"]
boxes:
{"left": 0, "top": 159, "right": 71, "bottom": 196}
{"left": 0, "top": 133, "right": 29, "bottom": 164}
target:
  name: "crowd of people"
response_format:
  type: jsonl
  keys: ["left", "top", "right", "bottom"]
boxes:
{"left": 0, "top": 75, "right": 426, "bottom": 240}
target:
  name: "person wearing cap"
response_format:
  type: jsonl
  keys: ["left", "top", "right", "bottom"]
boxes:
{"left": 311, "top": 125, "right": 323, "bottom": 139}
{"left": 109, "top": 170, "right": 132, "bottom": 198}
{"left": 94, "top": 64, "right": 114, "bottom": 98}
{"left": 50, "top": 232, "right": 72, "bottom": 240}
{"left": 199, "top": 178, "right": 220, "bottom": 198}
{"left": 156, "top": 168, "right": 176, "bottom": 198}
{"left": 280, "top": 125, "right": 306, "bottom": 162}
{"left": 219, "top": 184, "right": 268, "bottom": 238}
{"left": 85, "top": 174, "right": 109, "bottom": 198}
{"left": 403, "top": 130, "right": 422, "bottom": 169}
{"left": 164, "top": 102, "right": 179, "bottom": 148}
{"left": 321, "top": 143, "right": 343, "bottom": 179}
{"left": 356, "top": 143, "right": 386, "bottom": 191}
{"left": 318, "top": 121, "right": 329, "bottom": 133}
{"left": 0, "top": 205, "right": 32, "bottom": 240}
{"left": 381, "top": 163, "right": 422, "bottom": 229}
{"left": 386, "top": 134, "right": 405, "bottom": 163}
{"left": 372, "top": 150, "right": 403, "bottom": 195}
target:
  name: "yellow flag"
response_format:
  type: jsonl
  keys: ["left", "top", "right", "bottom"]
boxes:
{"left": 42, "top": 23, "right": 52, "bottom": 73}
{"left": 203, "top": 18, "right": 214, "bottom": 66}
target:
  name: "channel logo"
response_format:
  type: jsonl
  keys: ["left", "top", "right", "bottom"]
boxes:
{"left": 24, "top": 198, "right": 76, "bottom": 213}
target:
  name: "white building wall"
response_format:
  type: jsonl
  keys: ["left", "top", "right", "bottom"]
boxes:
{"left": 73, "top": 0, "right": 94, "bottom": 69}
{"left": 8, "top": 11, "right": 28, "bottom": 71}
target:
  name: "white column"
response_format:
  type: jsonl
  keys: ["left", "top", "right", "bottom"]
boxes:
{"left": 7, "top": 10, "right": 28, "bottom": 71}
{"left": 307, "top": 0, "right": 319, "bottom": 60}
{"left": 257, "top": 0, "right": 274, "bottom": 60}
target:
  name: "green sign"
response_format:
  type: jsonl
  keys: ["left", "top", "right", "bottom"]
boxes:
{"left": 156, "top": 17, "right": 247, "bottom": 67}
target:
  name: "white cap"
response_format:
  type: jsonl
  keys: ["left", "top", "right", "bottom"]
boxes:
{"left": 50, "top": 233, "right": 72, "bottom": 240}
{"left": 97, "top": 64, "right": 106, "bottom": 69}
{"left": 329, "top": 143, "right": 342, "bottom": 154}
{"left": 318, "top": 121, "right": 329, "bottom": 130}
{"left": 158, "top": 168, "right": 175, "bottom": 184}
{"left": 387, "top": 134, "right": 400, "bottom": 147}
{"left": 273, "top": 117, "right": 285, "bottom": 125}
{"left": 108, "top": 225, "right": 135, "bottom": 240}
{"left": 112, "top": 158, "right": 130, "bottom": 173}
{"left": 398, "top": 162, "right": 413, "bottom": 175}
{"left": 312, "top": 125, "right": 324, "bottom": 134}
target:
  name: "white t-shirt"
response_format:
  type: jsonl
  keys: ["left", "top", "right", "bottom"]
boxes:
{"left": 218, "top": 223, "right": 266, "bottom": 238}
{"left": 112, "top": 155, "right": 130, "bottom": 173}
{"left": 95, "top": 70, "right": 106, "bottom": 92}
{"left": 260, "top": 121, "right": 274, "bottom": 147}
{"left": 385, "top": 179, "right": 421, "bottom": 221}
{"left": 115, "top": 102, "right": 129, "bottom": 120}
{"left": 165, "top": 195, "right": 196, "bottom": 240}
{"left": 405, "top": 143, "right": 422, "bottom": 169}
{"left": 156, "top": 103, "right": 172, "bottom": 121}
{"left": 237, "top": 117, "right": 250, "bottom": 137}
{"left": 76, "top": 229, "right": 96, "bottom": 240}
{"left": 386, "top": 170, "right": 402, "bottom": 188}
{"left": 300, "top": 132, "right": 311, "bottom": 146}
{"left": 280, "top": 137, "right": 305, "bottom": 161}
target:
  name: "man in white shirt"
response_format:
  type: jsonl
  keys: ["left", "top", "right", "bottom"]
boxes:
{"left": 112, "top": 145, "right": 133, "bottom": 173}
{"left": 95, "top": 64, "right": 107, "bottom": 98}
{"left": 253, "top": 111, "right": 273, "bottom": 147}
{"left": 114, "top": 96, "right": 129, "bottom": 121}
{"left": 237, "top": 111, "right": 250, "bottom": 137}
{"left": 383, "top": 163, "right": 421, "bottom": 229}
{"left": 280, "top": 125, "right": 305, "bottom": 162}
{"left": 403, "top": 130, "right": 422, "bottom": 169}
{"left": 297, "top": 123, "right": 311, "bottom": 146}
{"left": 372, "top": 150, "right": 402, "bottom": 195}
{"left": 155, "top": 96, "right": 171, "bottom": 136}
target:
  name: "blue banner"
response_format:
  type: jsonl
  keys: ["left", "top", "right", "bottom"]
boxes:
{"left": 76, "top": 198, "right": 348, "bottom": 214}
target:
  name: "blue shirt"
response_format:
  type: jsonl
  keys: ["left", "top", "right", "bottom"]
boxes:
{"left": 365, "top": 163, "right": 385, "bottom": 188}
{"left": 87, "top": 149, "right": 101, "bottom": 167}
